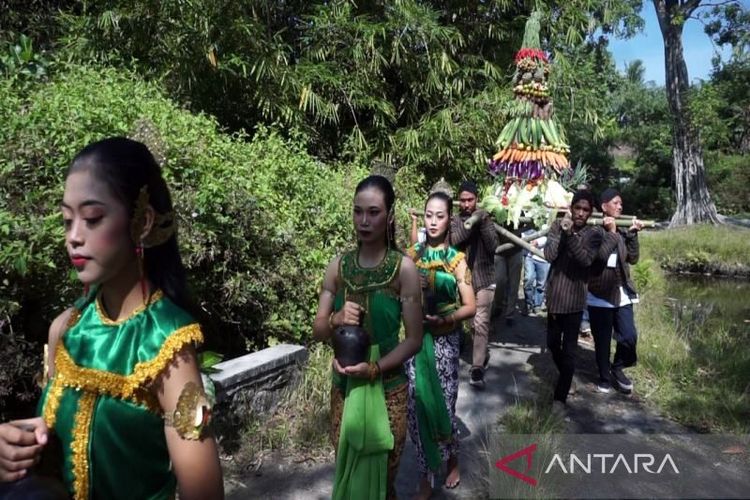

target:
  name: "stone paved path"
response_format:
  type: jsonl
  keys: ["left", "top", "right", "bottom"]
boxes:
{"left": 225, "top": 313, "right": 545, "bottom": 499}
{"left": 225, "top": 311, "right": 748, "bottom": 499}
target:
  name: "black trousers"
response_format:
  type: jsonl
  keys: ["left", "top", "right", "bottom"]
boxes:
{"left": 588, "top": 304, "right": 638, "bottom": 382}
{"left": 494, "top": 249, "right": 523, "bottom": 319}
{"left": 546, "top": 311, "right": 583, "bottom": 403}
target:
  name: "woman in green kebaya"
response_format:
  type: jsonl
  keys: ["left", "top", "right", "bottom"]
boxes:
{"left": 313, "top": 175, "right": 423, "bottom": 499}
{"left": 37, "top": 137, "right": 223, "bottom": 499}
{"left": 405, "top": 191, "right": 476, "bottom": 499}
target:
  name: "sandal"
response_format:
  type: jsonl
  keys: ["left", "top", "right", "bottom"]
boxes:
{"left": 469, "top": 366, "right": 485, "bottom": 387}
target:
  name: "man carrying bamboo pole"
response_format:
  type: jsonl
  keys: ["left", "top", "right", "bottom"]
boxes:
{"left": 449, "top": 181, "right": 499, "bottom": 388}
{"left": 587, "top": 188, "right": 644, "bottom": 395}
{"left": 545, "top": 190, "right": 601, "bottom": 414}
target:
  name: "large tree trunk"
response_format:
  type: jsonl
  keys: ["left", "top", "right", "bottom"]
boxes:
{"left": 654, "top": 0, "right": 722, "bottom": 226}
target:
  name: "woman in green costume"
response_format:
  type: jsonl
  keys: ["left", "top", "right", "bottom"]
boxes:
{"left": 313, "top": 175, "right": 423, "bottom": 499}
{"left": 35, "top": 138, "right": 223, "bottom": 499}
{"left": 405, "top": 191, "right": 476, "bottom": 499}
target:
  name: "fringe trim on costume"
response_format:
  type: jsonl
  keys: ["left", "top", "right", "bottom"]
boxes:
{"left": 71, "top": 392, "right": 96, "bottom": 500}
{"left": 41, "top": 308, "right": 83, "bottom": 429}
{"left": 43, "top": 376, "right": 64, "bottom": 429}
{"left": 53, "top": 323, "right": 203, "bottom": 412}
{"left": 414, "top": 251, "right": 465, "bottom": 273}
{"left": 127, "top": 323, "right": 204, "bottom": 393}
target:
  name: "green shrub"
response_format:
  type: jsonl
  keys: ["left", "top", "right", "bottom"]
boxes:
{"left": 631, "top": 258, "right": 665, "bottom": 295}
{"left": 706, "top": 152, "right": 750, "bottom": 216}
{"left": 0, "top": 63, "right": 367, "bottom": 369}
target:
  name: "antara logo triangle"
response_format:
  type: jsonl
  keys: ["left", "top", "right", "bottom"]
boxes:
{"left": 495, "top": 443, "right": 538, "bottom": 486}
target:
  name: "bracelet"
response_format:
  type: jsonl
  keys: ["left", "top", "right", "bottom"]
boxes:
{"left": 368, "top": 361, "right": 381, "bottom": 381}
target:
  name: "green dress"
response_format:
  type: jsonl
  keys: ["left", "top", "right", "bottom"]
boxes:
{"left": 331, "top": 248, "right": 407, "bottom": 392}
{"left": 38, "top": 290, "right": 204, "bottom": 500}
{"left": 405, "top": 243, "right": 464, "bottom": 474}
{"left": 330, "top": 248, "right": 408, "bottom": 500}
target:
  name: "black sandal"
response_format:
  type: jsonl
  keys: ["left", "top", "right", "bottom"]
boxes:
{"left": 469, "top": 366, "right": 485, "bottom": 387}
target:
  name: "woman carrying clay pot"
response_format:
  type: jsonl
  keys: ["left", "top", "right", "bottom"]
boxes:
{"left": 313, "top": 175, "right": 423, "bottom": 499}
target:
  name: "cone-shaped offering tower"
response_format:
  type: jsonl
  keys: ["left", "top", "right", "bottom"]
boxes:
{"left": 482, "top": 11, "right": 578, "bottom": 227}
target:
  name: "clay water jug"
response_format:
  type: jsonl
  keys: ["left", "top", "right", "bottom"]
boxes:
{"left": 333, "top": 322, "right": 370, "bottom": 368}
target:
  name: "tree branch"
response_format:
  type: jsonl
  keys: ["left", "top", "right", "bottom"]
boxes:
{"left": 686, "top": 14, "right": 723, "bottom": 59}
{"left": 693, "top": 0, "right": 739, "bottom": 8}
{"left": 681, "top": 0, "right": 703, "bottom": 12}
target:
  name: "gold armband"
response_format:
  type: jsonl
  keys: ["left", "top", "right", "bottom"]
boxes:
{"left": 164, "top": 381, "right": 212, "bottom": 440}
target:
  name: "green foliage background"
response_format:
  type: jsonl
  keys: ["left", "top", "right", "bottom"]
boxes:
{"left": 1, "top": 1, "right": 748, "bottom": 414}
{"left": 0, "top": 64, "right": 370, "bottom": 414}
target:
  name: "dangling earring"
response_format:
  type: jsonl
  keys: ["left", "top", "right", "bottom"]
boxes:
{"left": 136, "top": 240, "right": 147, "bottom": 304}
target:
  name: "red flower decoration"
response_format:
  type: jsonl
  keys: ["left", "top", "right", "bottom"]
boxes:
{"left": 514, "top": 48, "right": 548, "bottom": 63}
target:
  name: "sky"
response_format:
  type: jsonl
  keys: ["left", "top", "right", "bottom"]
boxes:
{"left": 608, "top": 1, "right": 746, "bottom": 85}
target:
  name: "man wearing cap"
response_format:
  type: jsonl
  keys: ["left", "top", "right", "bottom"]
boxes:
{"left": 587, "top": 188, "right": 644, "bottom": 394}
{"left": 449, "top": 181, "right": 499, "bottom": 387}
{"left": 544, "top": 190, "right": 602, "bottom": 413}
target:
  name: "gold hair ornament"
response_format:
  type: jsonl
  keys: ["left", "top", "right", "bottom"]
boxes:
{"left": 429, "top": 177, "right": 454, "bottom": 198}
{"left": 130, "top": 185, "right": 176, "bottom": 248}
{"left": 164, "top": 381, "right": 213, "bottom": 440}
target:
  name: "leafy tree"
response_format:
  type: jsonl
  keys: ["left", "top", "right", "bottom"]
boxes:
{"left": 614, "top": 63, "right": 675, "bottom": 218}
{"left": 703, "top": 2, "right": 750, "bottom": 153}
{"left": 44, "top": 1, "right": 646, "bottom": 184}
{"left": 652, "top": 0, "right": 729, "bottom": 225}
{"left": 552, "top": 37, "right": 622, "bottom": 189}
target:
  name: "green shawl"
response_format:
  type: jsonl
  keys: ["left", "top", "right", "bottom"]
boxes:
{"left": 332, "top": 345, "right": 393, "bottom": 500}
{"left": 407, "top": 243, "right": 462, "bottom": 471}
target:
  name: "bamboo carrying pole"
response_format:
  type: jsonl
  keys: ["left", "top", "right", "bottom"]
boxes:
{"left": 410, "top": 208, "right": 656, "bottom": 259}
{"left": 462, "top": 212, "right": 656, "bottom": 230}
{"left": 495, "top": 227, "right": 549, "bottom": 254}
{"left": 494, "top": 224, "right": 546, "bottom": 260}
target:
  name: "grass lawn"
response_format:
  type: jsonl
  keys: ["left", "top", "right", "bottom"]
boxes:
{"left": 640, "top": 224, "right": 750, "bottom": 276}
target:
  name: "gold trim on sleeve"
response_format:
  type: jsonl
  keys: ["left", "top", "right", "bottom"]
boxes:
{"left": 42, "top": 375, "right": 64, "bottom": 429}
{"left": 126, "top": 323, "right": 204, "bottom": 393}
{"left": 53, "top": 323, "right": 204, "bottom": 412}
{"left": 41, "top": 307, "right": 82, "bottom": 428}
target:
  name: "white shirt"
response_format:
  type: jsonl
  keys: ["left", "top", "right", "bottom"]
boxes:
{"left": 586, "top": 252, "right": 640, "bottom": 307}
{"left": 522, "top": 230, "right": 548, "bottom": 262}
